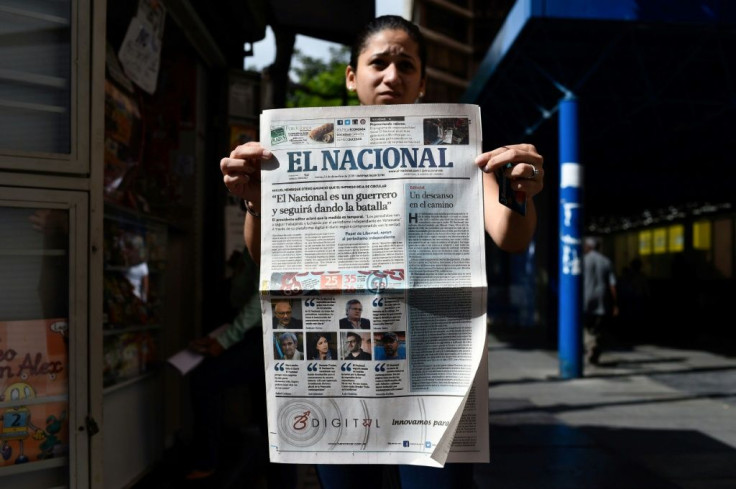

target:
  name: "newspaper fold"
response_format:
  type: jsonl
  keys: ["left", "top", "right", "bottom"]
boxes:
{"left": 259, "top": 104, "right": 489, "bottom": 466}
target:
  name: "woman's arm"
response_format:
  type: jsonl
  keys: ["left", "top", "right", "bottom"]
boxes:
{"left": 243, "top": 202, "right": 261, "bottom": 264}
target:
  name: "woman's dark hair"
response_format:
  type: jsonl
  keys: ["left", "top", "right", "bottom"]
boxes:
{"left": 350, "top": 15, "right": 427, "bottom": 78}
{"left": 310, "top": 333, "right": 333, "bottom": 359}
{"left": 312, "top": 333, "right": 331, "bottom": 348}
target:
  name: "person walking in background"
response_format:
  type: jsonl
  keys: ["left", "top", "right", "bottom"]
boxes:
{"left": 185, "top": 249, "right": 297, "bottom": 487}
{"left": 186, "top": 294, "right": 262, "bottom": 480}
{"left": 583, "top": 236, "right": 619, "bottom": 365}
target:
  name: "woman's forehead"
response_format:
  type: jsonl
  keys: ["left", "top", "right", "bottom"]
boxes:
{"left": 360, "top": 29, "right": 419, "bottom": 59}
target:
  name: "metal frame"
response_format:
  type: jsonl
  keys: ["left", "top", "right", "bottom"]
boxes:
{"left": 0, "top": 186, "right": 90, "bottom": 488}
{"left": 0, "top": 0, "right": 91, "bottom": 175}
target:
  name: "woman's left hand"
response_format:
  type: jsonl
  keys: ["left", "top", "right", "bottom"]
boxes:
{"left": 474, "top": 143, "right": 544, "bottom": 200}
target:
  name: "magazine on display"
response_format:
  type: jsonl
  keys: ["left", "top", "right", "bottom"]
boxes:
{"left": 0, "top": 319, "right": 69, "bottom": 468}
{"left": 258, "top": 103, "right": 489, "bottom": 466}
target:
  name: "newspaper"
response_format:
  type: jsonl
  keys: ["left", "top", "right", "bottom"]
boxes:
{"left": 259, "top": 103, "right": 489, "bottom": 466}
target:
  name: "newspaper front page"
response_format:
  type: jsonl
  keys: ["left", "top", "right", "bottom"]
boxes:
{"left": 259, "top": 103, "right": 489, "bottom": 466}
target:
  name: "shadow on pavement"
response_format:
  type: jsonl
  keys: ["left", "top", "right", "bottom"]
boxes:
{"left": 477, "top": 423, "right": 681, "bottom": 489}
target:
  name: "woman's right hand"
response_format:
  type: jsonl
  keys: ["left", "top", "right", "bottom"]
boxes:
{"left": 220, "top": 142, "right": 272, "bottom": 208}
{"left": 188, "top": 336, "right": 224, "bottom": 357}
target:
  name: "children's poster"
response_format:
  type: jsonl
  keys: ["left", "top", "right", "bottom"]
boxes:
{"left": 0, "top": 319, "right": 69, "bottom": 467}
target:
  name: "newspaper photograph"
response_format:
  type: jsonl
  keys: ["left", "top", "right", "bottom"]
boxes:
{"left": 258, "top": 103, "right": 489, "bottom": 466}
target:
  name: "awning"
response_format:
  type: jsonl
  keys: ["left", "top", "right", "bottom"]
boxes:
{"left": 462, "top": 0, "right": 736, "bottom": 222}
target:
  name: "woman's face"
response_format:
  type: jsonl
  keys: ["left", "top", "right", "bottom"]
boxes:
{"left": 346, "top": 28, "right": 426, "bottom": 106}
{"left": 317, "top": 336, "right": 329, "bottom": 353}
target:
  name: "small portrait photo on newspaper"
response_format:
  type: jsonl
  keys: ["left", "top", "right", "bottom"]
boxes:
{"left": 341, "top": 331, "right": 372, "bottom": 361}
{"left": 306, "top": 332, "right": 338, "bottom": 361}
{"left": 273, "top": 331, "right": 304, "bottom": 361}
{"left": 271, "top": 298, "right": 303, "bottom": 329}
{"left": 374, "top": 331, "right": 406, "bottom": 361}
{"left": 422, "top": 117, "right": 470, "bottom": 145}
{"left": 338, "top": 298, "right": 371, "bottom": 330}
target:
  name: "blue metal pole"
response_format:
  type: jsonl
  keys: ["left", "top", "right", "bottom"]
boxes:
{"left": 558, "top": 96, "right": 583, "bottom": 379}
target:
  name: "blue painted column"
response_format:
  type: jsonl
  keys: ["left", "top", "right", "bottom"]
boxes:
{"left": 558, "top": 96, "right": 583, "bottom": 379}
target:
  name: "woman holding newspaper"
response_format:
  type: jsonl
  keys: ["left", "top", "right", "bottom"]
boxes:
{"left": 220, "top": 14, "right": 543, "bottom": 489}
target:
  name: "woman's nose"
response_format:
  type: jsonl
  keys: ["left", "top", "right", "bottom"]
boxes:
{"left": 383, "top": 63, "right": 399, "bottom": 84}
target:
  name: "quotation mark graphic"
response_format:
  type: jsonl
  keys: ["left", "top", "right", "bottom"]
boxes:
{"left": 374, "top": 363, "right": 386, "bottom": 372}
{"left": 341, "top": 363, "right": 353, "bottom": 371}
{"left": 307, "top": 363, "right": 319, "bottom": 371}
{"left": 274, "top": 362, "right": 285, "bottom": 371}
{"left": 304, "top": 298, "right": 316, "bottom": 307}
{"left": 372, "top": 297, "right": 384, "bottom": 307}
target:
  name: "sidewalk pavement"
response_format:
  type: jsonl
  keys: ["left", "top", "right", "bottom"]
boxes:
{"left": 477, "top": 330, "right": 736, "bottom": 489}
{"left": 137, "top": 330, "right": 735, "bottom": 489}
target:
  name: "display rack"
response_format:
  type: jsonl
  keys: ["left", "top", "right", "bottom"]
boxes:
{"left": 102, "top": 203, "right": 167, "bottom": 390}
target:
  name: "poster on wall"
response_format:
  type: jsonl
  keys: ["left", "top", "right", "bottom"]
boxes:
{"left": 117, "top": 0, "right": 166, "bottom": 94}
{"left": 228, "top": 72, "right": 260, "bottom": 118}
{"left": 0, "top": 319, "right": 69, "bottom": 467}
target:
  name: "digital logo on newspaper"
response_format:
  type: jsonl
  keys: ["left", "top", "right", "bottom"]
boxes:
{"left": 278, "top": 400, "right": 328, "bottom": 447}
{"left": 278, "top": 399, "right": 379, "bottom": 448}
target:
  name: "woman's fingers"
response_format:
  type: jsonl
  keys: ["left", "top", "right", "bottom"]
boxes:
{"left": 229, "top": 142, "right": 271, "bottom": 160}
{"left": 220, "top": 142, "right": 272, "bottom": 201}
{"left": 220, "top": 156, "right": 260, "bottom": 178}
{"left": 221, "top": 142, "right": 271, "bottom": 177}
{"left": 223, "top": 172, "right": 258, "bottom": 201}
{"left": 506, "top": 162, "right": 544, "bottom": 181}
{"left": 475, "top": 144, "right": 544, "bottom": 200}
{"left": 475, "top": 143, "right": 543, "bottom": 174}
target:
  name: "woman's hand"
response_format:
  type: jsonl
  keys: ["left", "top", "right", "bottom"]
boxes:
{"left": 188, "top": 336, "right": 224, "bottom": 357}
{"left": 220, "top": 142, "right": 272, "bottom": 210}
{"left": 475, "top": 143, "right": 544, "bottom": 252}
{"left": 474, "top": 143, "right": 544, "bottom": 200}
